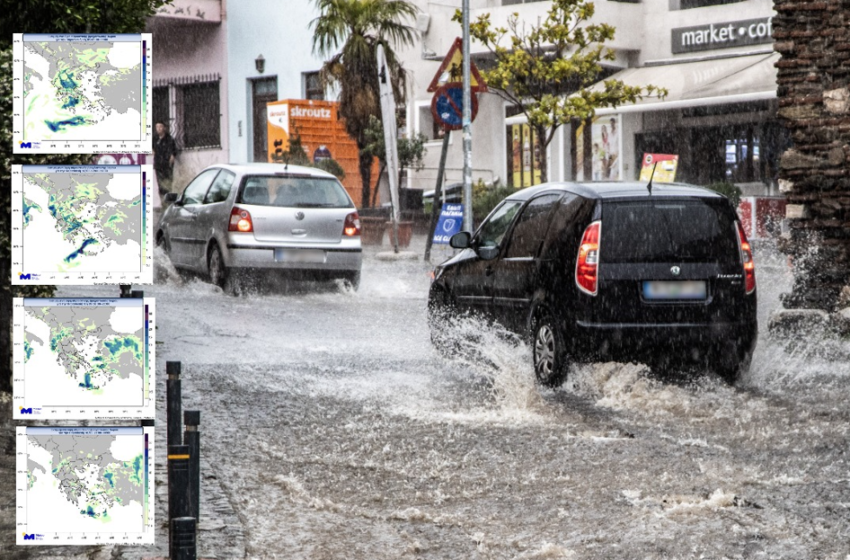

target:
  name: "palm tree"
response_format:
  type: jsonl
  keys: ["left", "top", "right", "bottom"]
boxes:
{"left": 311, "top": 0, "right": 417, "bottom": 207}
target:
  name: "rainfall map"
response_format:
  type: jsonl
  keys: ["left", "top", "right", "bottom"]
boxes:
{"left": 12, "top": 165, "right": 153, "bottom": 284}
{"left": 13, "top": 33, "right": 152, "bottom": 151}
{"left": 17, "top": 427, "right": 154, "bottom": 544}
{"left": 14, "top": 298, "right": 154, "bottom": 419}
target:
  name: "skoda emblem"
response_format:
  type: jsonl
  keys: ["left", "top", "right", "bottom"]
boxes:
{"left": 295, "top": 211, "right": 305, "bottom": 221}
{"left": 670, "top": 266, "right": 681, "bottom": 276}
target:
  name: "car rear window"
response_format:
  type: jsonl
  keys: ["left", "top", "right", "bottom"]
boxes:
{"left": 237, "top": 175, "right": 353, "bottom": 208}
{"left": 601, "top": 199, "right": 739, "bottom": 264}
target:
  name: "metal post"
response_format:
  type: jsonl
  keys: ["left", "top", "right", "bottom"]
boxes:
{"left": 168, "top": 444, "right": 192, "bottom": 553}
{"left": 425, "top": 131, "right": 452, "bottom": 262}
{"left": 167, "top": 361, "right": 182, "bottom": 447}
{"left": 184, "top": 410, "right": 201, "bottom": 521}
{"left": 169, "top": 517, "right": 197, "bottom": 560}
{"left": 461, "top": 0, "right": 473, "bottom": 232}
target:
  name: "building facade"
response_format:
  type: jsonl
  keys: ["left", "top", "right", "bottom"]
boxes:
{"left": 147, "top": 0, "right": 229, "bottom": 189}
{"left": 403, "top": 0, "right": 784, "bottom": 197}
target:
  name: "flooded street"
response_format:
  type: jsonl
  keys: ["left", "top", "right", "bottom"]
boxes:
{"left": 16, "top": 237, "right": 848, "bottom": 559}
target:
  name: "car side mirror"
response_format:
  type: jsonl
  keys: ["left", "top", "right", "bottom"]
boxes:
{"left": 449, "top": 231, "right": 472, "bottom": 249}
{"left": 164, "top": 193, "right": 180, "bottom": 204}
{"left": 478, "top": 246, "right": 499, "bottom": 261}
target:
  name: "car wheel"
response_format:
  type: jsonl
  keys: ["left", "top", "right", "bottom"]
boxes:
{"left": 208, "top": 244, "right": 228, "bottom": 288}
{"left": 532, "top": 312, "right": 569, "bottom": 388}
{"left": 713, "top": 345, "right": 752, "bottom": 385}
{"left": 428, "top": 288, "right": 458, "bottom": 356}
{"left": 342, "top": 271, "right": 360, "bottom": 291}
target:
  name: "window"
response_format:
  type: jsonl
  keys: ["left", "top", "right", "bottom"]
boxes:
{"left": 237, "top": 176, "right": 353, "bottom": 209}
{"left": 673, "top": 0, "right": 743, "bottom": 9}
{"left": 505, "top": 195, "right": 561, "bottom": 258}
{"left": 476, "top": 201, "right": 523, "bottom": 248}
{"left": 204, "top": 170, "right": 236, "bottom": 204}
{"left": 418, "top": 104, "right": 446, "bottom": 141}
{"left": 181, "top": 81, "right": 221, "bottom": 149}
{"left": 303, "top": 71, "right": 324, "bottom": 101}
{"left": 153, "top": 75, "right": 222, "bottom": 150}
{"left": 182, "top": 169, "right": 220, "bottom": 205}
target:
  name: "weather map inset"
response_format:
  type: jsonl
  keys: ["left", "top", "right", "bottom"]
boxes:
{"left": 13, "top": 298, "right": 155, "bottom": 420}
{"left": 16, "top": 427, "right": 154, "bottom": 545}
{"left": 13, "top": 33, "right": 152, "bottom": 154}
{"left": 11, "top": 165, "right": 154, "bottom": 285}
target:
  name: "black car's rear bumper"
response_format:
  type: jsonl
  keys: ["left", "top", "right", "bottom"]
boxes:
{"left": 570, "top": 320, "right": 758, "bottom": 363}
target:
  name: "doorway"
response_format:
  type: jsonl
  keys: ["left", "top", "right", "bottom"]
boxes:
{"left": 251, "top": 77, "right": 277, "bottom": 162}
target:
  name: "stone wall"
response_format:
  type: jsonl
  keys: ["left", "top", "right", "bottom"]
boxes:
{"left": 773, "top": 0, "right": 850, "bottom": 311}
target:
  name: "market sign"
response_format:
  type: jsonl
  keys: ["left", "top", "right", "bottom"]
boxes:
{"left": 672, "top": 17, "right": 773, "bottom": 55}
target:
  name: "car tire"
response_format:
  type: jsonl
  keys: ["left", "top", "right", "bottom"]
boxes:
{"left": 428, "top": 288, "right": 458, "bottom": 357}
{"left": 532, "top": 312, "right": 569, "bottom": 388}
{"left": 342, "top": 271, "right": 361, "bottom": 291}
{"left": 208, "top": 244, "right": 228, "bottom": 289}
{"left": 713, "top": 345, "right": 752, "bottom": 385}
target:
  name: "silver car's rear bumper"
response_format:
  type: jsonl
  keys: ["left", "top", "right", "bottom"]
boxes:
{"left": 224, "top": 234, "right": 362, "bottom": 272}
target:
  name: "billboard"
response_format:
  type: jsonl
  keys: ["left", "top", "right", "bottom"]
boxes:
{"left": 266, "top": 99, "right": 377, "bottom": 207}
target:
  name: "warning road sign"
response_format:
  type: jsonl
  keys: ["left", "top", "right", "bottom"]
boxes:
{"left": 427, "top": 37, "right": 488, "bottom": 93}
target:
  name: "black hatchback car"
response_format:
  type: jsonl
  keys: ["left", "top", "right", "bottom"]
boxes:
{"left": 428, "top": 182, "right": 757, "bottom": 386}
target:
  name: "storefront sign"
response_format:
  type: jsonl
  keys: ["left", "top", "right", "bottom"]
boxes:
{"left": 433, "top": 203, "right": 463, "bottom": 244}
{"left": 672, "top": 17, "right": 772, "bottom": 54}
{"left": 639, "top": 153, "right": 679, "bottom": 183}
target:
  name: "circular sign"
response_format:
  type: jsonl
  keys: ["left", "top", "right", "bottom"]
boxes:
{"left": 431, "top": 84, "right": 479, "bottom": 131}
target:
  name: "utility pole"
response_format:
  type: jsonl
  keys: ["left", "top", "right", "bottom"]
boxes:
{"left": 461, "top": 0, "right": 473, "bottom": 232}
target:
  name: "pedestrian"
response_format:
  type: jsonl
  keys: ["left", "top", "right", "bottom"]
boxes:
{"left": 153, "top": 121, "right": 178, "bottom": 196}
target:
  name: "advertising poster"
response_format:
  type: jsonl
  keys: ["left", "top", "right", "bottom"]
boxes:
{"left": 591, "top": 115, "right": 621, "bottom": 180}
{"left": 266, "top": 99, "right": 378, "bottom": 207}
{"left": 575, "top": 121, "right": 585, "bottom": 181}
{"left": 639, "top": 153, "right": 679, "bottom": 183}
{"left": 522, "top": 124, "right": 532, "bottom": 187}
{"left": 511, "top": 125, "right": 521, "bottom": 188}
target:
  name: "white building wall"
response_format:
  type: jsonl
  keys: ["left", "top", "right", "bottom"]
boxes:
{"left": 226, "top": 0, "right": 328, "bottom": 163}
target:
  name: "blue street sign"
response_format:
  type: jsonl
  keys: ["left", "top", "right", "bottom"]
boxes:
{"left": 433, "top": 203, "right": 464, "bottom": 244}
{"left": 431, "top": 85, "right": 478, "bottom": 131}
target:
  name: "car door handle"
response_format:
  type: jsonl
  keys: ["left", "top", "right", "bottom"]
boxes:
{"left": 291, "top": 229, "right": 307, "bottom": 235}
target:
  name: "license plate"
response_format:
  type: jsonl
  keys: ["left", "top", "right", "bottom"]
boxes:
{"left": 642, "top": 280, "right": 707, "bottom": 300}
{"left": 274, "top": 249, "right": 326, "bottom": 263}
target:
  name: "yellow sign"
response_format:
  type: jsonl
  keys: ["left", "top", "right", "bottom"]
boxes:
{"left": 640, "top": 153, "right": 679, "bottom": 183}
{"left": 427, "top": 37, "right": 487, "bottom": 92}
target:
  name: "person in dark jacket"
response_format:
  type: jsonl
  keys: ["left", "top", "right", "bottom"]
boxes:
{"left": 153, "top": 121, "right": 178, "bottom": 194}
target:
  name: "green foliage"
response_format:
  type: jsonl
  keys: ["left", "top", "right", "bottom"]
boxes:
{"left": 0, "top": 0, "right": 171, "bottom": 47}
{"left": 705, "top": 181, "right": 743, "bottom": 207}
{"left": 455, "top": 0, "right": 666, "bottom": 181}
{"left": 311, "top": 0, "right": 418, "bottom": 205}
{"left": 314, "top": 157, "right": 346, "bottom": 179}
{"left": 473, "top": 179, "right": 517, "bottom": 228}
{"left": 362, "top": 114, "right": 428, "bottom": 171}
{"left": 270, "top": 128, "right": 311, "bottom": 166}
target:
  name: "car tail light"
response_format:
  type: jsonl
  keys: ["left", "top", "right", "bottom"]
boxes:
{"left": 736, "top": 221, "right": 756, "bottom": 294}
{"left": 343, "top": 211, "right": 360, "bottom": 237}
{"left": 576, "top": 221, "right": 601, "bottom": 296}
{"left": 228, "top": 206, "right": 253, "bottom": 233}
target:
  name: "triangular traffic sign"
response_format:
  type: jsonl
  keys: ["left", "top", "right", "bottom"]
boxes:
{"left": 427, "top": 37, "right": 488, "bottom": 93}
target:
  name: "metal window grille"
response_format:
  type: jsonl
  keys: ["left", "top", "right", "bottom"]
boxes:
{"left": 153, "top": 74, "right": 222, "bottom": 149}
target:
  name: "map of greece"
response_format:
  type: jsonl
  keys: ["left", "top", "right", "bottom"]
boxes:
{"left": 22, "top": 167, "right": 143, "bottom": 274}
{"left": 21, "top": 38, "right": 143, "bottom": 141}
{"left": 16, "top": 298, "right": 152, "bottom": 414}
{"left": 18, "top": 427, "right": 154, "bottom": 543}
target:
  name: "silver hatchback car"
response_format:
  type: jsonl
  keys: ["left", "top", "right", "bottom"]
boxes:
{"left": 158, "top": 163, "right": 362, "bottom": 291}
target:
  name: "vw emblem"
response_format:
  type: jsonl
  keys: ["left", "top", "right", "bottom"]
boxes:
{"left": 295, "top": 211, "right": 305, "bottom": 221}
{"left": 670, "top": 266, "right": 681, "bottom": 276}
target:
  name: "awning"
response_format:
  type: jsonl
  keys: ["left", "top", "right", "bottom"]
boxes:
{"left": 592, "top": 51, "right": 779, "bottom": 115}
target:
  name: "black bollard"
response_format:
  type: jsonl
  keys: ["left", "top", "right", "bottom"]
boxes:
{"left": 168, "top": 445, "right": 192, "bottom": 554}
{"left": 169, "top": 516, "right": 197, "bottom": 560}
{"left": 119, "top": 284, "right": 132, "bottom": 298}
{"left": 184, "top": 410, "right": 201, "bottom": 521}
{"left": 167, "top": 361, "right": 182, "bottom": 447}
